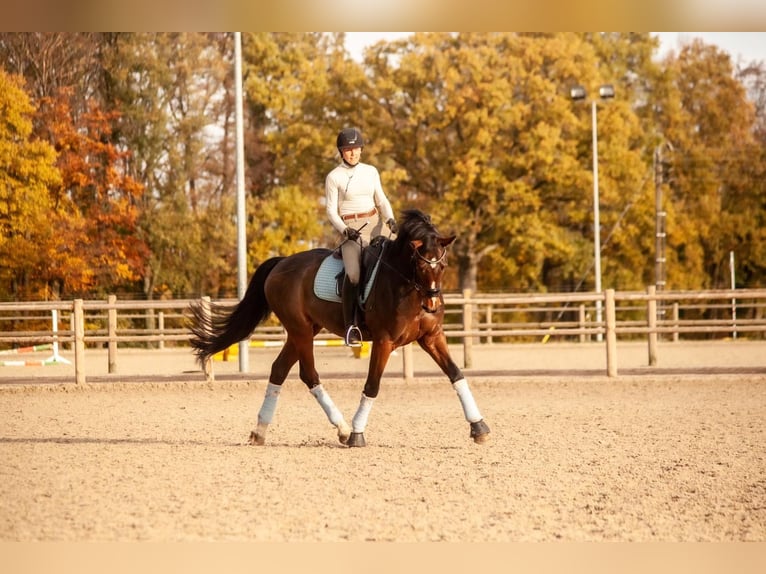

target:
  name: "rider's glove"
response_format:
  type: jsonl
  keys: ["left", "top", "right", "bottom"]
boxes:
{"left": 344, "top": 227, "right": 361, "bottom": 241}
{"left": 386, "top": 218, "right": 398, "bottom": 234}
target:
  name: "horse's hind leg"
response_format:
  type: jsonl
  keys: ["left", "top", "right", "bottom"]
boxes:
{"left": 309, "top": 384, "right": 351, "bottom": 445}
{"left": 250, "top": 382, "right": 282, "bottom": 445}
{"left": 249, "top": 341, "right": 299, "bottom": 445}
{"left": 293, "top": 335, "right": 351, "bottom": 445}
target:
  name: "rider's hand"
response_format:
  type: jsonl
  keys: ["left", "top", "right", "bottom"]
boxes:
{"left": 386, "top": 218, "right": 398, "bottom": 234}
{"left": 344, "top": 227, "right": 361, "bottom": 241}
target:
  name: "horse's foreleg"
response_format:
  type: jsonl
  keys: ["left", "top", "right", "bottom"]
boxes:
{"left": 418, "top": 335, "right": 490, "bottom": 444}
{"left": 347, "top": 341, "right": 393, "bottom": 447}
{"left": 347, "top": 394, "right": 375, "bottom": 447}
{"left": 453, "top": 378, "right": 490, "bottom": 444}
{"left": 289, "top": 332, "right": 351, "bottom": 445}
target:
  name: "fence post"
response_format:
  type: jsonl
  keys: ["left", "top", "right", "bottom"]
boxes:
{"left": 647, "top": 285, "right": 658, "bottom": 366}
{"left": 672, "top": 302, "right": 679, "bottom": 342}
{"left": 462, "top": 288, "right": 473, "bottom": 369}
{"left": 605, "top": 289, "right": 618, "bottom": 377}
{"left": 402, "top": 343, "right": 414, "bottom": 383}
{"left": 108, "top": 294, "right": 117, "bottom": 374}
{"left": 578, "top": 304, "right": 586, "bottom": 343}
{"left": 201, "top": 296, "right": 214, "bottom": 382}
{"left": 158, "top": 311, "right": 165, "bottom": 350}
{"left": 73, "top": 299, "right": 86, "bottom": 384}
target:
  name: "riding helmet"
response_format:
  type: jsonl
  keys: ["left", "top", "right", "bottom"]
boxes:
{"left": 336, "top": 127, "right": 364, "bottom": 150}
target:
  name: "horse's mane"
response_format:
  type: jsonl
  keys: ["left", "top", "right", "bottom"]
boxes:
{"left": 394, "top": 209, "right": 440, "bottom": 245}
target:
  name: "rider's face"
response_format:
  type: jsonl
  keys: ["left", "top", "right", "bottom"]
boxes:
{"left": 341, "top": 146, "right": 362, "bottom": 165}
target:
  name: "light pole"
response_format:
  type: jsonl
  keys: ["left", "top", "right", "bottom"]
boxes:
{"left": 234, "top": 32, "right": 248, "bottom": 372}
{"left": 570, "top": 84, "right": 615, "bottom": 342}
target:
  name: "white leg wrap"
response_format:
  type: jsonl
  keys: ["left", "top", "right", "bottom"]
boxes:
{"left": 257, "top": 382, "right": 282, "bottom": 425}
{"left": 453, "top": 378, "right": 482, "bottom": 423}
{"left": 351, "top": 394, "right": 375, "bottom": 433}
{"left": 310, "top": 384, "right": 345, "bottom": 426}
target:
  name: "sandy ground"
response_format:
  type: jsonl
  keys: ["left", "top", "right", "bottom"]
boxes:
{"left": 0, "top": 341, "right": 765, "bottom": 542}
{"left": 0, "top": 341, "right": 766, "bottom": 542}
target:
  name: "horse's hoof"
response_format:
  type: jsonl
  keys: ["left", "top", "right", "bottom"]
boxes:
{"left": 337, "top": 422, "right": 351, "bottom": 445}
{"left": 248, "top": 430, "right": 265, "bottom": 446}
{"left": 346, "top": 432, "right": 366, "bottom": 447}
{"left": 470, "top": 420, "right": 490, "bottom": 444}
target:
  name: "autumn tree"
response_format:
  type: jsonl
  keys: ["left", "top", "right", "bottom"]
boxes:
{"left": 33, "top": 89, "right": 147, "bottom": 297}
{"left": 0, "top": 71, "right": 61, "bottom": 300}
{"left": 2, "top": 33, "right": 148, "bottom": 298}
{"left": 361, "top": 33, "right": 650, "bottom": 293}
{"left": 0, "top": 33, "right": 103, "bottom": 105}
{"left": 733, "top": 61, "right": 766, "bottom": 286}
{"left": 4, "top": 32, "right": 766, "bottom": 303}
{"left": 240, "top": 32, "right": 353, "bottom": 265}
{"left": 100, "top": 33, "right": 237, "bottom": 298}
{"left": 659, "top": 39, "right": 761, "bottom": 289}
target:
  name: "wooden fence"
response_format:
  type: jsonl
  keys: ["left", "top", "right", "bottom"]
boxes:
{"left": 1, "top": 287, "right": 765, "bottom": 383}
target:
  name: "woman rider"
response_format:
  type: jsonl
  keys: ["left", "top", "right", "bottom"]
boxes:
{"left": 325, "top": 127, "right": 397, "bottom": 347}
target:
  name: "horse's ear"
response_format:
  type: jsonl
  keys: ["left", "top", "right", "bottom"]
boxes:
{"left": 410, "top": 239, "right": 423, "bottom": 251}
{"left": 439, "top": 235, "right": 457, "bottom": 248}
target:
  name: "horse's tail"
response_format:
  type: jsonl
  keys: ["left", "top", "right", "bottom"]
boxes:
{"left": 188, "top": 256, "right": 286, "bottom": 367}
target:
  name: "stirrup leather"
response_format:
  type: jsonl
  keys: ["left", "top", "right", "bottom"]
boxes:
{"left": 344, "top": 325, "right": 363, "bottom": 348}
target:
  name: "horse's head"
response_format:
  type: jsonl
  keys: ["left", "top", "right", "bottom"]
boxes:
{"left": 410, "top": 234, "right": 456, "bottom": 313}
{"left": 396, "top": 209, "right": 456, "bottom": 313}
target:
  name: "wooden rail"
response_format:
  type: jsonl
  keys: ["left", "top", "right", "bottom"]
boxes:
{"left": 1, "top": 286, "right": 765, "bottom": 383}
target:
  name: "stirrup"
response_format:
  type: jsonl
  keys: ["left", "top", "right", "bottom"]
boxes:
{"left": 344, "top": 325, "right": 363, "bottom": 348}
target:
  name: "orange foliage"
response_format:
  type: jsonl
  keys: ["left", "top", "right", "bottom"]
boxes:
{"left": 34, "top": 90, "right": 149, "bottom": 297}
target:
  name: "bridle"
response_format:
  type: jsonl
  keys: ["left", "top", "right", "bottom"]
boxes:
{"left": 413, "top": 247, "right": 448, "bottom": 268}
{"left": 365, "top": 239, "right": 450, "bottom": 313}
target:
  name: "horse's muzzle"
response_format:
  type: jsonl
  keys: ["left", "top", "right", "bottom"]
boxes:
{"left": 421, "top": 288, "right": 442, "bottom": 313}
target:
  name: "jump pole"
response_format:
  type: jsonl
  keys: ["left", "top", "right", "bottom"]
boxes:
{"left": 0, "top": 309, "right": 71, "bottom": 367}
{"left": 45, "top": 309, "right": 71, "bottom": 364}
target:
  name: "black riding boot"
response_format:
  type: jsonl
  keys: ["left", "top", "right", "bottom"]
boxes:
{"left": 342, "top": 278, "right": 362, "bottom": 348}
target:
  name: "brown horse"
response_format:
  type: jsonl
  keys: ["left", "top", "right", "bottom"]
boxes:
{"left": 188, "top": 209, "right": 490, "bottom": 447}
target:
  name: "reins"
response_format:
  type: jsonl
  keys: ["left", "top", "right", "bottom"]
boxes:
{"left": 367, "top": 238, "right": 448, "bottom": 312}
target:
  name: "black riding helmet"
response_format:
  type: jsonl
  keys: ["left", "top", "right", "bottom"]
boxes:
{"left": 336, "top": 127, "right": 364, "bottom": 151}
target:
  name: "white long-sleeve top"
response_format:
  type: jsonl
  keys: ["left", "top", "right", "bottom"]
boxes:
{"left": 325, "top": 161, "right": 395, "bottom": 234}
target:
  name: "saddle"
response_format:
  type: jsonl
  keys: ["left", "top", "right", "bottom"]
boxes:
{"left": 313, "top": 236, "right": 388, "bottom": 306}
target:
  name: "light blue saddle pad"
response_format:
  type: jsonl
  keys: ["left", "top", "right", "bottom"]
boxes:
{"left": 313, "top": 253, "right": 381, "bottom": 304}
